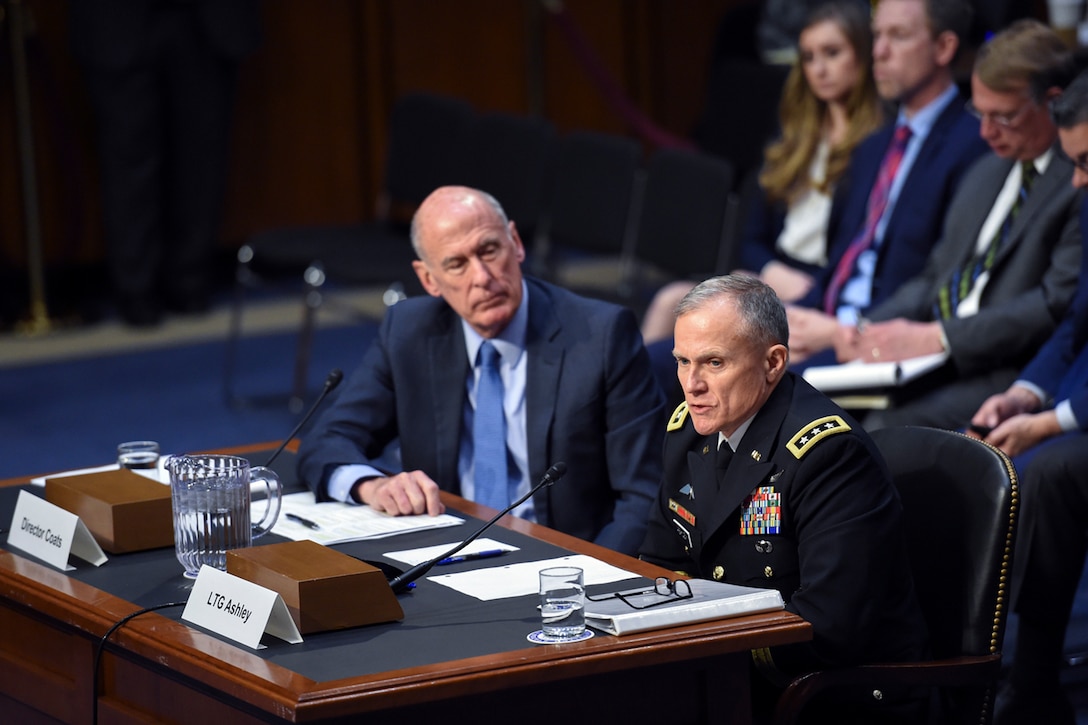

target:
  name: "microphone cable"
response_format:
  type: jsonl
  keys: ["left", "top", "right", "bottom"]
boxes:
{"left": 92, "top": 600, "right": 187, "bottom": 725}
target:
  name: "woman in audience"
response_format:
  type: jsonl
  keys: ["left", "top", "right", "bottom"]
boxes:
{"left": 641, "top": 0, "right": 883, "bottom": 344}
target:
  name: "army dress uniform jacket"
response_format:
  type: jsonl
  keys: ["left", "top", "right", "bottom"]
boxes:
{"left": 640, "top": 373, "right": 926, "bottom": 677}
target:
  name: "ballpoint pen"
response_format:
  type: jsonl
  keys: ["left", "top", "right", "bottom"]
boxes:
{"left": 435, "top": 549, "right": 506, "bottom": 566}
{"left": 285, "top": 512, "right": 322, "bottom": 530}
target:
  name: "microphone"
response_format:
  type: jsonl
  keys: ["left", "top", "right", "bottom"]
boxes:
{"left": 387, "top": 461, "right": 568, "bottom": 594}
{"left": 262, "top": 369, "right": 344, "bottom": 469}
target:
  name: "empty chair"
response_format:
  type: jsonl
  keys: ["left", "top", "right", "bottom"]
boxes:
{"left": 693, "top": 58, "right": 789, "bottom": 181}
{"left": 455, "top": 111, "right": 558, "bottom": 244}
{"left": 772, "top": 426, "right": 1019, "bottom": 725}
{"left": 223, "top": 92, "right": 475, "bottom": 410}
{"left": 620, "top": 147, "right": 736, "bottom": 312}
{"left": 531, "top": 130, "right": 642, "bottom": 291}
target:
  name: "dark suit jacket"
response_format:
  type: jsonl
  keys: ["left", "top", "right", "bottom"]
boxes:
{"left": 865, "top": 149, "right": 1082, "bottom": 429}
{"left": 1021, "top": 199, "right": 1088, "bottom": 425}
{"left": 297, "top": 277, "right": 666, "bottom": 556}
{"left": 799, "top": 94, "right": 989, "bottom": 313}
{"left": 640, "top": 374, "right": 926, "bottom": 678}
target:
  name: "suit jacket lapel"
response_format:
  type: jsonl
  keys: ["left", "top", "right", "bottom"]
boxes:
{"left": 524, "top": 280, "right": 562, "bottom": 520}
{"left": 893, "top": 95, "right": 962, "bottom": 214}
{"left": 997, "top": 151, "right": 1071, "bottom": 263}
{"left": 428, "top": 312, "right": 469, "bottom": 489}
{"left": 948, "top": 157, "right": 1013, "bottom": 268}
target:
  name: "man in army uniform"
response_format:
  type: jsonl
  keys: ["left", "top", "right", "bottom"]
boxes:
{"left": 639, "top": 275, "right": 927, "bottom": 721}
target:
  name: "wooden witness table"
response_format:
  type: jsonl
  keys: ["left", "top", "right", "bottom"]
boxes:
{"left": 0, "top": 447, "right": 811, "bottom": 725}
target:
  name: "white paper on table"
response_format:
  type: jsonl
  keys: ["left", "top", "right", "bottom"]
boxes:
{"left": 31, "top": 461, "right": 169, "bottom": 487}
{"left": 427, "top": 554, "right": 639, "bottom": 601}
{"left": 383, "top": 538, "right": 519, "bottom": 566}
{"left": 271, "top": 491, "right": 464, "bottom": 545}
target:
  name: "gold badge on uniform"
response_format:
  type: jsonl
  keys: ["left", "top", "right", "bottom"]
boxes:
{"left": 669, "top": 498, "right": 696, "bottom": 526}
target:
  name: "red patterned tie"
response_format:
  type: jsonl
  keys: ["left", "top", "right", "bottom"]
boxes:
{"left": 823, "top": 124, "right": 913, "bottom": 315}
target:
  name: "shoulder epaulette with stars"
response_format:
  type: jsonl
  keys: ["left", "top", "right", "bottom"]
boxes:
{"left": 667, "top": 401, "right": 689, "bottom": 432}
{"left": 786, "top": 415, "right": 851, "bottom": 459}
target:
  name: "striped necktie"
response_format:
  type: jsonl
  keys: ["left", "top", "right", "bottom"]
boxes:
{"left": 473, "top": 341, "right": 509, "bottom": 510}
{"left": 934, "top": 161, "right": 1037, "bottom": 320}
{"left": 823, "top": 124, "right": 912, "bottom": 315}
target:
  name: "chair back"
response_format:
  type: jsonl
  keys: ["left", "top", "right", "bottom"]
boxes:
{"left": 873, "top": 426, "right": 1017, "bottom": 724}
{"left": 542, "top": 130, "right": 642, "bottom": 258}
{"left": 692, "top": 58, "right": 788, "bottom": 179}
{"left": 456, "top": 112, "right": 558, "bottom": 241}
{"left": 627, "top": 147, "right": 735, "bottom": 282}
{"left": 871, "top": 427, "right": 1017, "bottom": 661}
{"left": 382, "top": 92, "right": 476, "bottom": 209}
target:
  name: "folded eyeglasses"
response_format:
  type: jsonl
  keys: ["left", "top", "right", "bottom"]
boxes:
{"left": 586, "top": 577, "right": 693, "bottom": 610}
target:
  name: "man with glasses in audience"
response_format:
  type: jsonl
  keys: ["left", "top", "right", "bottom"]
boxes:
{"left": 968, "top": 69, "right": 1088, "bottom": 725}
{"left": 830, "top": 19, "right": 1081, "bottom": 432}
{"left": 640, "top": 275, "right": 926, "bottom": 723}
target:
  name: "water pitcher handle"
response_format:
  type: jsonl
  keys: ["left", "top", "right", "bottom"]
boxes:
{"left": 250, "top": 466, "right": 282, "bottom": 539}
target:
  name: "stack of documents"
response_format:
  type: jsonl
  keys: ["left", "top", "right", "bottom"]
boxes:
{"left": 585, "top": 579, "right": 784, "bottom": 635}
{"left": 272, "top": 492, "right": 464, "bottom": 545}
{"left": 801, "top": 351, "right": 949, "bottom": 409}
{"left": 801, "top": 351, "right": 948, "bottom": 393}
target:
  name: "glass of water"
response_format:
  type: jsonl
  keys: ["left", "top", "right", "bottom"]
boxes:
{"left": 117, "top": 440, "right": 160, "bottom": 470}
{"left": 539, "top": 566, "right": 585, "bottom": 639}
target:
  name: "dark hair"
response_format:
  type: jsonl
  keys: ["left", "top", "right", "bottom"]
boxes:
{"left": 1051, "top": 69, "right": 1088, "bottom": 129}
{"left": 922, "top": 0, "right": 973, "bottom": 42}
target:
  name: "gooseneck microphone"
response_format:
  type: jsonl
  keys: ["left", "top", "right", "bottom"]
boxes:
{"left": 388, "top": 461, "right": 568, "bottom": 594}
{"left": 262, "top": 369, "right": 344, "bottom": 469}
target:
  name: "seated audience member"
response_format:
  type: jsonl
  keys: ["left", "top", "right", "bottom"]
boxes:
{"left": 297, "top": 186, "right": 665, "bottom": 556}
{"left": 969, "top": 70, "right": 1088, "bottom": 725}
{"left": 787, "top": 0, "right": 989, "bottom": 364}
{"left": 640, "top": 275, "right": 926, "bottom": 722}
{"left": 835, "top": 19, "right": 1082, "bottom": 431}
{"left": 641, "top": 0, "right": 883, "bottom": 345}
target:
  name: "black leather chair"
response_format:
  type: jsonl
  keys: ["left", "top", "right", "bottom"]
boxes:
{"left": 223, "top": 92, "right": 475, "bottom": 410}
{"left": 772, "top": 426, "right": 1019, "bottom": 725}
{"left": 455, "top": 111, "right": 558, "bottom": 246}
{"left": 530, "top": 130, "right": 642, "bottom": 293}
{"left": 620, "top": 147, "right": 736, "bottom": 314}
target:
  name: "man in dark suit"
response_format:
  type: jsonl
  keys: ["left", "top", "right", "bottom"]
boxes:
{"left": 70, "top": 0, "right": 261, "bottom": 326}
{"left": 297, "top": 186, "right": 665, "bottom": 556}
{"left": 640, "top": 276, "right": 925, "bottom": 721}
{"left": 788, "top": 0, "right": 989, "bottom": 364}
{"left": 836, "top": 20, "right": 1081, "bottom": 431}
{"left": 967, "top": 70, "right": 1088, "bottom": 725}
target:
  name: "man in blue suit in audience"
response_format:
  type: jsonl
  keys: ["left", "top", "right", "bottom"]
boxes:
{"left": 788, "top": 0, "right": 989, "bottom": 364}
{"left": 969, "top": 71, "right": 1088, "bottom": 725}
{"left": 297, "top": 186, "right": 665, "bottom": 556}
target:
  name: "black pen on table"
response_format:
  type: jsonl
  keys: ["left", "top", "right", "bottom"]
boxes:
{"left": 285, "top": 512, "right": 321, "bottom": 530}
{"left": 436, "top": 549, "right": 506, "bottom": 566}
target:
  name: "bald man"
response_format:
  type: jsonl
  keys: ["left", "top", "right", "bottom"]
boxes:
{"left": 297, "top": 186, "right": 665, "bottom": 555}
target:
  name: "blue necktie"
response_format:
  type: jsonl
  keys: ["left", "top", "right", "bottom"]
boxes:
{"left": 473, "top": 341, "right": 509, "bottom": 510}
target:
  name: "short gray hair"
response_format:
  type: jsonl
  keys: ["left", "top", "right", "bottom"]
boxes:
{"left": 409, "top": 187, "right": 510, "bottom": 259}
{"left": 676, "top": 275, "right": 789, "bottom": 349}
